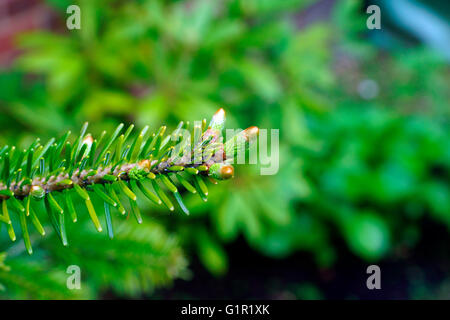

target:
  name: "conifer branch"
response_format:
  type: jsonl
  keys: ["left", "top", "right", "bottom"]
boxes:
{"left": 0, "top": 109, "right": 258, "bottom": 254}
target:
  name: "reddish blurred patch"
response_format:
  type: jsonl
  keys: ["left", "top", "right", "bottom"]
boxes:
{"left": 0, "top": 0, "right": 60, "bottom": 67}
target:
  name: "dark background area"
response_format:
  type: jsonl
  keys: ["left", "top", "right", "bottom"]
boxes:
{"left": 152, "top": 217, "right": 450, "bottom": 300}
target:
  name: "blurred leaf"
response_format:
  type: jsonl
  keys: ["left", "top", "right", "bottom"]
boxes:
{"left": 343, "top": 212, "right": 391, "bottom": 261}
{"left": 196, "top": 228, "right": 228, "bottom": 277}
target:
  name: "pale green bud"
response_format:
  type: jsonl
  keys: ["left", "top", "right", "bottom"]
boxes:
{"left": 208, "top": 108, "right": 226, "bottom": 131}
{"left": 30, "top": 185, "right": 45, "bottom": 200}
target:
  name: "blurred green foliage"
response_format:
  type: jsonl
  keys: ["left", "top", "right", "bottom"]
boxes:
{"left": 0, "top": 0, "right": 448, "bottom": 298}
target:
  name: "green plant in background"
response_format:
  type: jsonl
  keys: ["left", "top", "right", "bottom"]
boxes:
{"left": 0, "top": 0, "right": 448, "bottom": 299}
